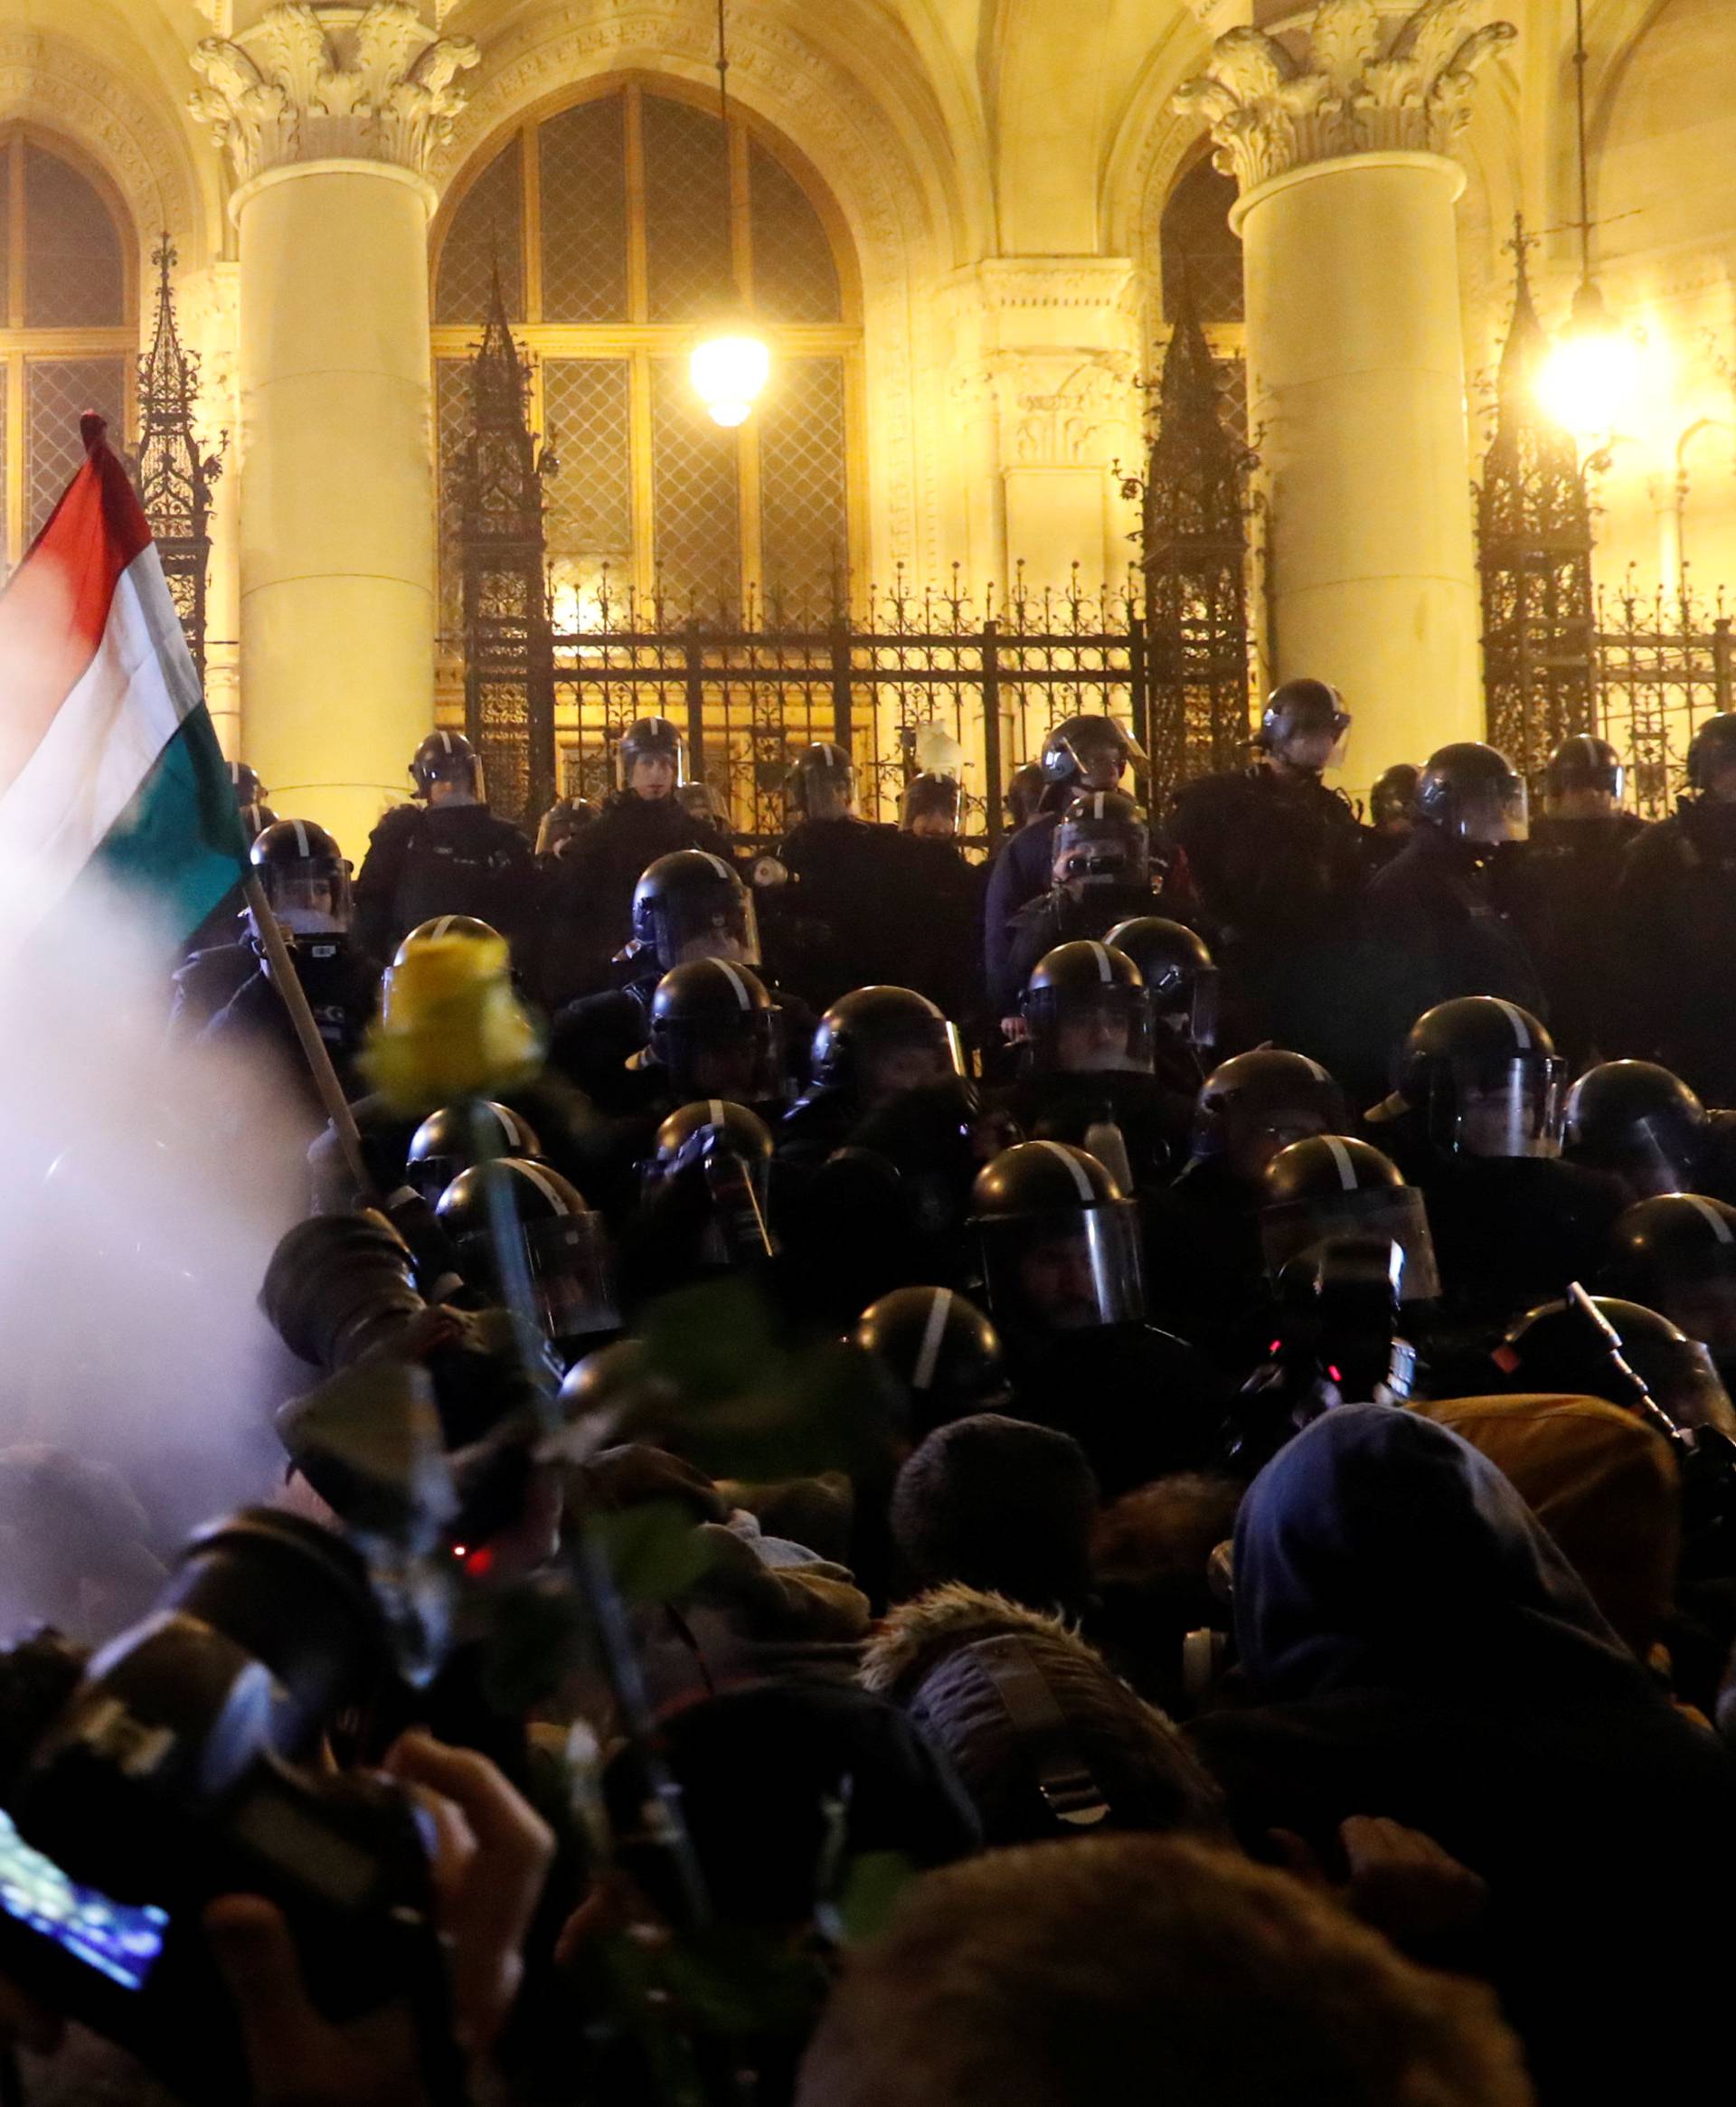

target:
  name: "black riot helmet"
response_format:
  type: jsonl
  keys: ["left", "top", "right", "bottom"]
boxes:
{"left": 1563, "top": 1060, "right": 1707, "bottom": 1197}
{"left": 410, "top": 728, "right": 482, "bottom": 798}
{"left": 1260, "top": 1135, "right": 1440, "bottom": 1303}
{"left": 1039, "top": 715, "right": 1143, "bottom": 791}
{"left": 1194, "top": 1049, "right": 1346, "bottom": 1175}
{"left": 536, "top": 797, "right": 597, "bottom": 859}
{"left": 250, "top": 818, "right": 353, "bottom": 937}
{"left": 239, "top": 801, "right": 278, "bottom": 843}
{"left": 650, "top": 1101, "right": 777, "bottom": 1266}
{"left": 647, "top": 959, "right": 783, "bottom": 1103}
{"left": 1104, "top": 917, "right": 1218, "bottom": 1052}
{"left": 810, "top": 987, "right": 965, "bottom": 1105}
{"left": 1052, "top": 790, "right": 1149, "bottom": 890}
{"left": 618, "top": 715, "right": 685, "bottom": 792}
{"left": 392, "top": 912, "right": 503, "bottom": 966}
{"left": 1370, "top": 762, "right": 1420, "bottom": 831}
{"left": 405, "top": 1101, "right": 544, "bottom": 1208}
{"left": 436, "top": 1158, "right": 618, "bottom": 1359}
{"left": 1259, "top": 679, "right": 1350, "bottom": 770}
{"left": 787, "top": 740, "right": 856, "bottom": 817}
{"left": 1545, "top": 732, "right": 1625, "bottom": 806}
{"left": 851, "top": 1286, "right": 1009, "bottom": 1440}
{"left": 228, "top": 760, "right": 265, "bottom": 807}
{"left": 1687, "top": 713, "right": 1736, "bottom": 794}
{"left": 1021, "top": 942, "right": 1152, "bottom": 1077}
{"left": 632, "top": 850, "right": 759, "bottom": 969}
{"left": 1494, "top": 1293, "right": 1736, "bottom": 1439}
{"left": 970, "top": 1141, "right": 1145, "bottom": 1337}
{"left": 1413, "top": 742, "right": 1529, "bottom": 845}
{"left": 1603, "top": 1195, "right": 1736, "bottom": 1373}
{"left": 1005, "top": 761, "right": 1047, "bottom": 830}
{"left": 1392, "top": 997, "right": 1563, "bottom": 1159}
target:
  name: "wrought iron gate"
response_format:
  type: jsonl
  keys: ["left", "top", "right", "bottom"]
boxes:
{"left": 1594, "top": 581, "right": 1736, "bottom": 817}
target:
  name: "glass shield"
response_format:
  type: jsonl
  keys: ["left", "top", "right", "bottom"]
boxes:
{"left": 1260, "top": 1185, "right": 1442, "bottom": 1303}
{"left": 1453, "top": 1058, "right": 1564, "bottom": 1158}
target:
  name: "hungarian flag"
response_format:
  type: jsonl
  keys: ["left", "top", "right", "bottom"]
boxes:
{"left": 0, "top": 413, "right": 247, "bottom": 939}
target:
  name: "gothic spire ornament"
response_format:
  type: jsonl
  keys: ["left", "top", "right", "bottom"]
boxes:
{"left": 1477, "top": 219, "right": 1597, "bottom": 774}
{"left": 133, "top": 239, "right": 224, "bottom": 676}
{"left": 1133, "top": 268, "right": 1253, "bottom": 788}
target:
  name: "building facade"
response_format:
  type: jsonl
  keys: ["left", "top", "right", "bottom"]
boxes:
{"left": 0, "top": 0, "right": 1731, "bottom": 842}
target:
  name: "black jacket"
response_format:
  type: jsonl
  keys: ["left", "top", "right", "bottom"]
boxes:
{"left": 354, "top": 801, "right": 535, "bottom": 961}
{"left": 1611, "top": 797, "right": 1736, "bottom": 1100}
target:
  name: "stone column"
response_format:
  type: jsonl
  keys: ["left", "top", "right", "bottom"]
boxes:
{"left": 1176, "top": 0, "right": 1514, "bottom": 797}
{"left": 192, "top": 3, "right": 477, "bottom": 853}
{"left": 941, "top": 260, "right": 1142, "bottom": 598}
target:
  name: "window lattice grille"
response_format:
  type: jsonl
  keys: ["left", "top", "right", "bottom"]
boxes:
{"left": 542, "top": 359, "right": 633, "bottom": 572}
{"left": 436, "top": 136, "right": 524, "bottom": 326}
{"left": 641, "top": 95, "right": 733, "bottom": 324}
{"left": 538, "top": 99, "right": 629, "bottom": 325}
{"left": 750, "top": 142, "right": 841, "bottom": 322}
{"left": 760, "top": 359, "right": 849, "bottom": 606}
{"left": 651, "top": 358, "right": 740, "bottom": 604}
{"left": 436, "top": 356, "right": 472, "bottom": 645}
{"left": 27, "top": 356, "right": 124, "bottom": 541}
{"left": 24, "top": 146, "right": 123, "bottom": 327}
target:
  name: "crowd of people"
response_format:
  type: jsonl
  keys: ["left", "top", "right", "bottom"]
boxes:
{"left": 8, "top": 683, "right": 1736, "bottom": 2103}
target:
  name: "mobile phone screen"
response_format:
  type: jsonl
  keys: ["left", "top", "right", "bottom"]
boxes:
{"left": 0, "top": 1809, "right": 167, "bottom": 1991}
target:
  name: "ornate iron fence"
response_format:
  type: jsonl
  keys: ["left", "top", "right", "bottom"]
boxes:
{"left": 1593, "top": 579, "right": 1736, "bottom": 817}
{"left": 526, "top": 567, "right": 1157, "bottom": 855}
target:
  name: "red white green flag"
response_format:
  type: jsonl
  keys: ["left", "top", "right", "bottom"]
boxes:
{"left": 0, "top": 413, "right": 247, "bottom": 939}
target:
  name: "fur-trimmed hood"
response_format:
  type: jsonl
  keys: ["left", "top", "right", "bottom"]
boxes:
{"left": 859, "top": 1583, "right": 1105, "bottom": 1700}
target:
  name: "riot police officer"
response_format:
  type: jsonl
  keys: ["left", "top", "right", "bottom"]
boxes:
{"left": 850, "top": 1285, "right": 1011, "bottom": 1441}
{"left": 1505, "top": 733, "right": 1647, "bottom": 1066}
{"left": 892, "top": 772, "right": 985, "bottom": 1023}
{"left": 1145, "top": 1047, "right": 1348, "bottom": 1364}
{"left": 1602, "top": 1191, "right": 1736, "bottom": 1389}
{"left": 1612, "top": 712, "right": 1736, "bottom": 1101}
{"left": 538, "top": 718, "right": 730, "bottom": 1003}
{"left": 436, "top": 1157, "right": 620, "bottom": 1365}
{"left": 1005, "top": 940, "right": 1189, "bottom": 1191}
{"left": 1104, "top": 915, "right": 1220, "bottom": 1089}
{"left": 994, "top": 790, "right": 1188, "bottom": 1019}
{"left": 982, "top": 715, "right": 1145, "bottom": 1002}
{"left": 969, "top": 1139, "right": 1225, "bottom": 1493}
{"left": 353, "top": 731, "right": 535, "bottom": 962}
{"left": 778, "top": 985, "right": 965, "bottom": 1166}
{"left": 1363, "top": 741, "right": 1545, "bottom": 1072}
{"left": 203, "top": 819, "right": 382, "bottom": 1122}
{"left": 1369, "top": 996, "right": 1628, "bottom": 1346}
{"left": 1562, "top": 1059, "right": 1734, "bottom": 1201}
{"left": 1168, "top": 679, "right": 1367, "bottom": 1063}
{"left": 769, "top": 742, "right": 904, "bottom": 1004}
{"left": 1366, "top": 761, "right": 1420, "bottom": 871}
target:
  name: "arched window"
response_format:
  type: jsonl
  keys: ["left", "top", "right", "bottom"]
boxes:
{"left": 432, "top": 80, "right": 862, "bottom": 619}
{"left": 0, "top": 130, "right": 134, "bottom": 574}
{"left": 1160, "top": 157, "right": 1241, "bottom": 325}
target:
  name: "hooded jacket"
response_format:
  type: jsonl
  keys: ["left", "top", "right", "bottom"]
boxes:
{"left": 1189, "top": 1404, "right": 1736, "bottom": 2107}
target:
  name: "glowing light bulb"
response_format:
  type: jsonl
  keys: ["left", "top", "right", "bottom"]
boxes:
{"left": 690, "top": 330, "right": 770, "bottom": 428}
{"left": 1536, "top": 279, "right": 1641, "bottom": 439}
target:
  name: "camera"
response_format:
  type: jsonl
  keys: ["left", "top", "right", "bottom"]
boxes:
{"left": 1229, "top": 1235, "right": 1417, "bottom": 1474}
{"left": 0, "top": 1509, "right": 456, "bottom": 2103}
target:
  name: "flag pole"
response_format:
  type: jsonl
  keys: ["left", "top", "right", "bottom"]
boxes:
{"left": 241, "top": 873, "right": 376, "bottom": 1199}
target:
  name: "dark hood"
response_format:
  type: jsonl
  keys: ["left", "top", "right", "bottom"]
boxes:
{"left": 1232, "top": 1403, "right": 1634, "bottom": 1704}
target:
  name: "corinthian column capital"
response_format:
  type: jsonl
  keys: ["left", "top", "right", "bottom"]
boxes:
{"left": 1174, "top": 0, "right": 1515, "bottom": 194}
{"left": 191, "top": 2, "right": 479, "bottom": 187}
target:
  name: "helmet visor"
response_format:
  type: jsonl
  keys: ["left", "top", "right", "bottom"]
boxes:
{"left": 618, "top": 732, "right": 685, "bottom": 792}
{"left": 1447, "top": 1057, "right": 1564, "bottom": 1157}
{"left": 261, "top": 868, "right": 353, "bottom": 936}
{"left": 1626, "top": 1333, "right": 1736, "bottom": 1440}
{"left": 980, "top": 1200, "right": 1145, "bottom": 1333}
{"left": 1276, "top": 715, "right": 1352, "bottom": 771}
{"left": 524, "top": 1213, "right": 619, "bottom": 1350}
{"left": 1026, "top": 988, "right": 1154, "bottom": 1076}
{"left": 1261, "top": 1186, "right": 1441, "bottom": 1303}
{"left": 1154, "top": 967, "right": 1219, "bottom": 1054}
{"left": 1054, "top": 821, "right": 1150, "bottom": 888}
{"left": 652, "top": 886, "right": 761, "bottom": 970}
{"left": 660, "top": 1010, "right": 786, "bottom": 1103}
{"left": 1453, "top": 776, "right": 1530, "bottom": 845}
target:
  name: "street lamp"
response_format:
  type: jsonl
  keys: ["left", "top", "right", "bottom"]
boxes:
{"left": 691, "top": 0, "right": 769, "bottom": 428}
{"left": 1536, "top": 0, "right": 1637, "bottom": 439}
